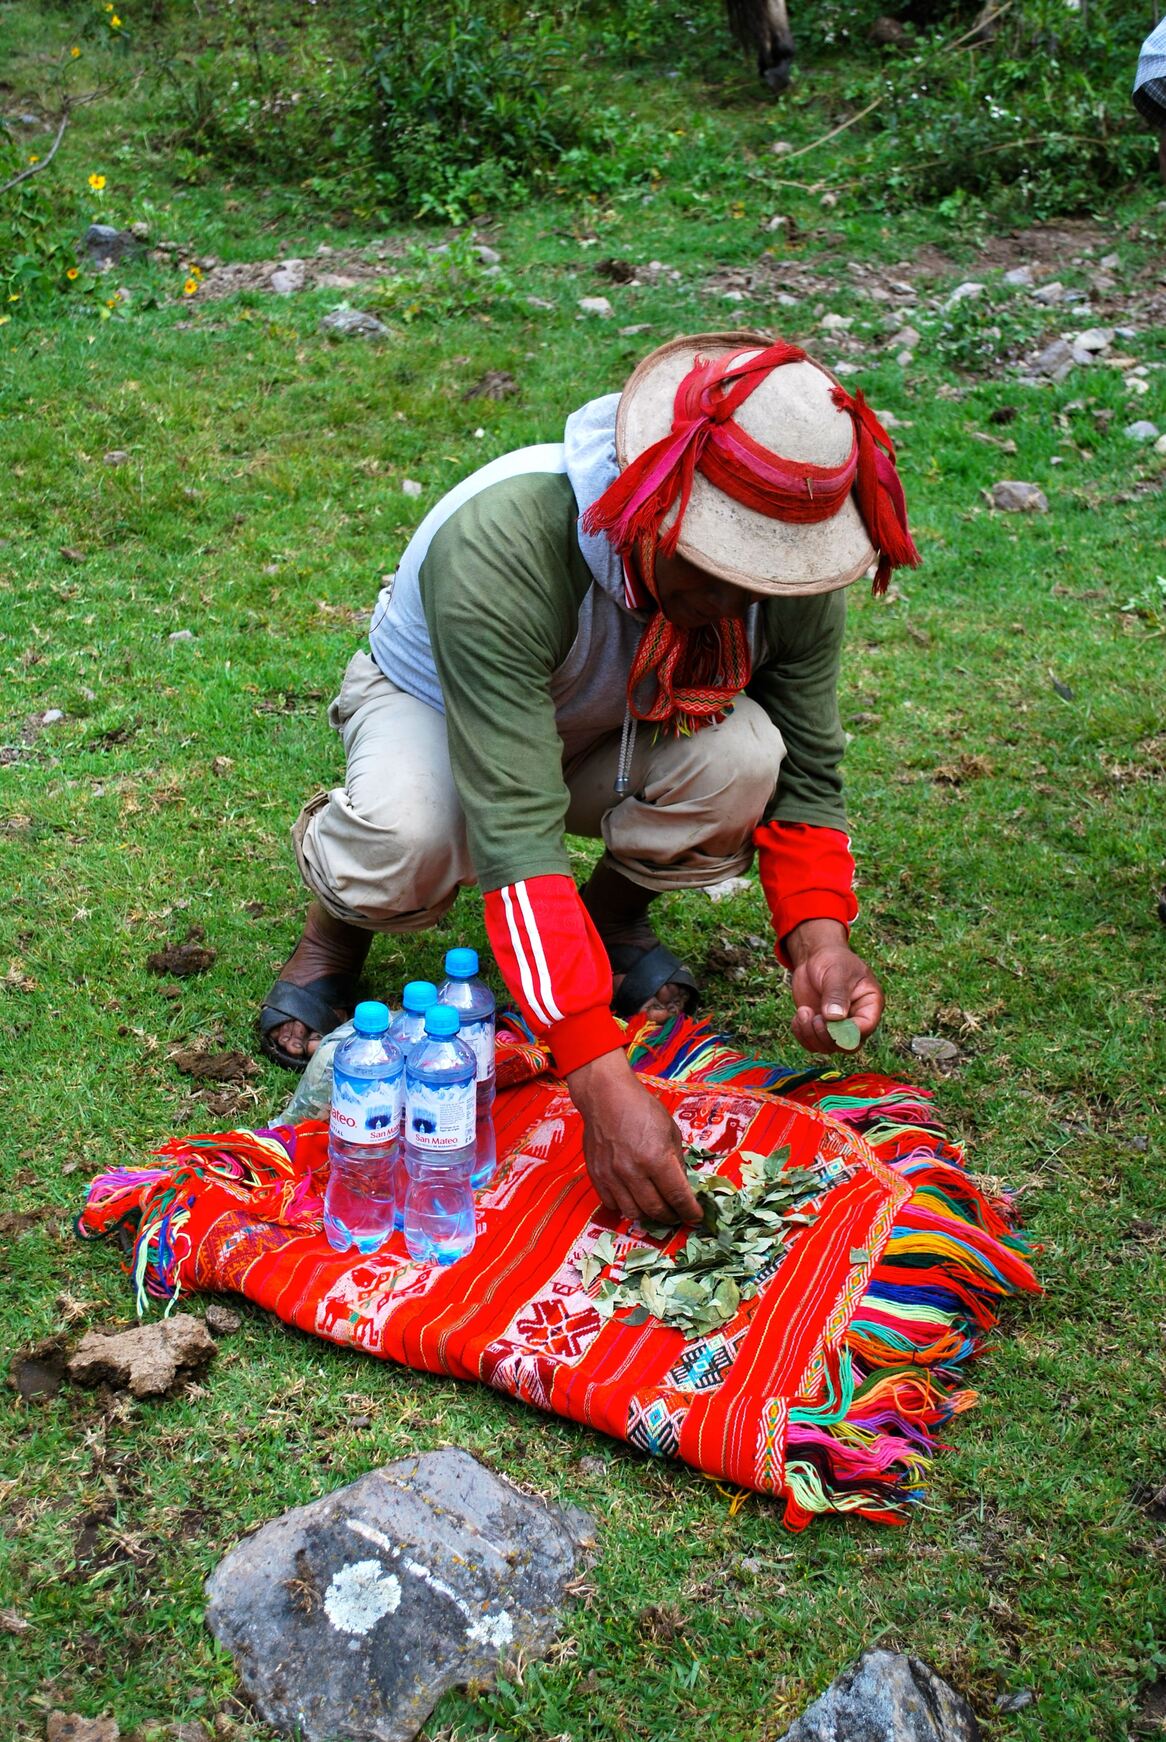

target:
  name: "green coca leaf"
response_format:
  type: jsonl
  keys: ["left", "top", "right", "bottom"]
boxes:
{"left": 826, "top": 1017, "right": 862, "bottom": 1052}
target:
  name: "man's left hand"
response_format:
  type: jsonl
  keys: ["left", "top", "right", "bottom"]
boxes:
{"left": 783, "top": 917, "right": 884, "bottom": 1055}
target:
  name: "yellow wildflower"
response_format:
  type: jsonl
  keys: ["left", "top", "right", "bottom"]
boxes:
{"left": 0, "top": 316, "right": 9, "bottom": 327}
{"left": 106, "top": 297, "right": 119, "bottom": 309}
{"left": 28, "top": 154, "right": 40, "bottom": 165}
{"left": 88, "top": 173, "right": 106, "bottom": 191}
{"left": 66, "top": 267, "right": 79, "bottom": 281}
{"left": 8, "top": 293, "right": 20, "bottom": 303}
{"left": 182, "top": 278, "right": 199, "bottom": 296}
{"left": 71, "top": 45, "right": 81, "bottom": 56}
{"left": 110, "top": 14, "right": 122, "bottom": 26}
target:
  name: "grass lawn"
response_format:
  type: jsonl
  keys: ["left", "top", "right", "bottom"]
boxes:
{"left": 2, "top": 3, "right": 1165, "bottom": 1738}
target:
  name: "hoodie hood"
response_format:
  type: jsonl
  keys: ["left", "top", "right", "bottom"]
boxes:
{"left": 564, "top": 393, "right": 626, "bottom": 603}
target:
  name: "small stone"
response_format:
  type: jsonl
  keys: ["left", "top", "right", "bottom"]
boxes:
{"left": 888, "top": 326, "right": 920, "bottom": 350}
{"left": 819, "top": 191, "right": 838, "bottom": 209}
{"left": 204, "top": 1304, "right": 242, "bottom": 1337}
{"left": 895, "top": 350, "right": 913, "bottom": 368}
{"left": 526, "top": 295, "right": 555, "bottom": 310}
{"left": 619, "top": 324, "right": 653, "bottom": 337}
{"left": 1124, "top": 420, "right": 1160, "bottom": 443}
{"left": 819, "top": 312, "right": 852, "bottom": 331}
{"left": 945, "top": 280, "right": 985, "bottom": 309}
{"left": 910, "top": 1035, "right": 961, "bottom": 1063}
{"left": 996, "top": 1690, "right": 1035, "bottom": 1713}
{"left": 103, "top": 449, "right": 130, "bottom": 466}
{"left": 775, "top": 292, "right": 799, "bottom": 308}
{"left": 169, "top": 629, "right": 195, "bottom": 642}
{"left": 833, "top": 362, "right": 860, "bottom": 376}
{"left": 46, "top": 1713, "right": 120, "bottom": 1742}
{"left": 770, "top": 140, "right": 793, "bottom": 155}
{"left": 1126, "top": 376, "right": 1151, "bottom": 396}
{"left": 1100, "top": 252, "right": 1120, "bottom": 270}
{"left": 1071, "top": 326, "right": 1114, "bottom": 353}
{"left": 0, "top": 1608, "right": 31, "bottom": 1635}
{"left": 41, "top": 709, "right": 64, "bottom": 725}
{"left": 81, "top": 223, "right": 140, "bottom": 267}
{"left": 776, "top": 1649, "right": 979, "bottom": 1742}
{"left": 1031, "top": 338, "right": 1075, "bottom": 381}
{"left": 473, "top": 243, "right": 501, "bottom": 266}
{"left": 67, "top": 1314, "right": 217, "bottom": 1399}
{"left": 319, "top": 305, "right": 389, "bottom": 340}
{"left": 704, "top": 875, "right": 753, "bottom": 902}
{"left": 1003, "top": 264, "right": 1035, "bottom": 286}
{"left": 578, "top": 296, "right": 614, "bottom": 318}
{"left": 764, "top": 214, "right": 789, "bottom": 233}
{"left": 1032, "top": 280, "right": 1065, "bottom": 305}
{"left": 269, "top": 259, "right": 306, "bottom": 295}
{"left": 1155, "top": 434, "right": 1166, "bottom": 455}
{"left": 986, "top": 480, "right": 1048, "bottom": 514}
{"left": 205, "top": 1448, "right": 595, "bottom": 1742}
{"left": 401, "top": 479, "right": 423, "bottom": 498}
{"left": 723, "top": 289, "right": 746, "bottom": 302}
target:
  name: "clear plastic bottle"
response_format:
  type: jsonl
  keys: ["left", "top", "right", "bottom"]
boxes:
{"left": 403, "top": 1004, "right": 477, "bottom": 1266}
{"left": 325, "top": 1001, "right": 403, "bottom": 1255}
{"left": 437, "top": 947, "right": 496, "bottom": 1190}
{"left": 387, "top": 980, "right": 438, "bottom": 1227}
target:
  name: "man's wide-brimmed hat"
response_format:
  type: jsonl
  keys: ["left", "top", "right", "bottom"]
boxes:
{"left": 594, "top": 330, "right": 914, "bottom": 598}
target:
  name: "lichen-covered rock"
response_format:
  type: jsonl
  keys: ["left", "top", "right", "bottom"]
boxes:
{"left": 778, "top": 1649, "right": 980, "bottom": 1742}
{"left": 205, "top": 1447, "right": 595, "bottom": 1742}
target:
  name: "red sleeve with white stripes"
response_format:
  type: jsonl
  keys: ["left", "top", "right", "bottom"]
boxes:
{"left": 754, "top": 819, "right": 859, "bottom": 969}
{"left": 484, "top": 873, "right": 624, "bottom": 1077}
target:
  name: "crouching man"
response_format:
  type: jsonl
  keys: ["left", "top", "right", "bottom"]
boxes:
{"left": 260, "top": 332, "right": 919, "bottom": 1224}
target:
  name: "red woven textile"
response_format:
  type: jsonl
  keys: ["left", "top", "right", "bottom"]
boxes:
{"left": 78, "top": 1019, "right": 1038, "bottom": 1527}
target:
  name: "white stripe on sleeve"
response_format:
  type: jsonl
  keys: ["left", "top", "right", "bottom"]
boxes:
{"left": 514, "top": 880, "right": 566, "bottom": 1023}
{"left": 500, "top": 884, "right": 551, "bottom": 1028}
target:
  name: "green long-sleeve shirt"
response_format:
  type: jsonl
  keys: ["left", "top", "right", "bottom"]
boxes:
{"left": 418, "top": 471, "right": 847, "bottom": 893}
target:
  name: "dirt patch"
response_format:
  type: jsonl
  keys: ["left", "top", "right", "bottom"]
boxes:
{"left": 67, "top": 1314, "right": 217, "bottom": 1399}
{"left": 169, "top": 1043, "right": 257, "bottom": 1083}
{"left": 188, "top": 240, "right": 408, "bottom": 303}
{"left": 9, "top": 1334, "right": 69, "bottom": 1403}
{"left": 146, "top": 924, "right": 217, "bottom": 978}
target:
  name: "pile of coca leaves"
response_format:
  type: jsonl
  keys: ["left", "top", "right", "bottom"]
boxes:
{"left": 581, "top": 1142, "right": 837, "bottom": 1340}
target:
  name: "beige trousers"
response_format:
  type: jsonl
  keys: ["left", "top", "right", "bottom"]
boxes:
{"left": 293, "top": 651, "right": 785, "bottom": 932}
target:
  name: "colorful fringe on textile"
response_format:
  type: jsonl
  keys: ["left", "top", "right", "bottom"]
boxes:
{"left": 77, "top": 1016, "right": 1038, "bottom": 1529}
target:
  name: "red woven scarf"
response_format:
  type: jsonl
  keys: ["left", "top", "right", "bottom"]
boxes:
{"left": 583, "top": 341, "right": 920, "bottom": 733}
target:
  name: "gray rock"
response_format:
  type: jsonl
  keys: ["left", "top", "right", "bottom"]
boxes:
{"left": 81, "top": 223, "right": 140, "bottom": 267}
{"left": 1031, "top": 280, "right": 1065, "bottom": 305}
{"left": 206, "top": 1448, "right": 595, "bottom": 1742}
{"left": 1124, "top": 420, "right": 1160, "bottom": 443}
{"left": 269, "top": 259, "right": 306, "bottom": 295}
{"left": 888, "top": 325, "right": 921, "bottom": 350}
{"left": 103, "top": 449, "right": 130, "bottom": 466}
{"left": 1031, "top": 338, "right": 1075, "bottom": 382}
{"left": 473, "top": 243, "right": 501, "bottom": 266}
{"left": 944, "top": 280, "right": 985, "bottom": 309}
{"left": 319, "top": 305, "right": 389, "bottom": 340}
{"left": 910, "top": 1035, "right": 961, "bottom": 1063}
{"left": 986, "top": 480, "right": 1048, "bottom": 513}
{"left": 1071, "top": 326, "right": 1114, "bottom": 353}
{"left": 1003, "top": 263, "right": 1034, "bottom": 286}
{"left": 577, "top": 296, "right": 614, "bottom": 318}
{"left": 778, "top": 1649, "right": 980, "bottom": 1742}
{"left": 41, "top": 709, "right": 64, "bottom": 725}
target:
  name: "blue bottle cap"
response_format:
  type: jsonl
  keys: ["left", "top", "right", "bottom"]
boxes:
{"left": 444, "top": 947, "right": 479, "bottom": 979}
{"left": 402, "top": 979, "right": 438, "bottom": 1013}
{"left": 353, "top": 1000, "right": 391, "bottom": 1035}
{"left": 424, "top": 1004, "right": 460, "bottom": 1038}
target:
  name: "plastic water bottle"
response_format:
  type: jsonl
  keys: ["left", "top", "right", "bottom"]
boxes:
{"left": 387, "top": 981, "right": 438, "bottom": 1226}
{"left": 325, "top": 1001, "right": 403, "bottom": 1255}
{"left": 403, "top": 1004, "right": 477, "bottom": 1265}
{"left": 437, "top": 947, "right": 496, "bottom": 1189}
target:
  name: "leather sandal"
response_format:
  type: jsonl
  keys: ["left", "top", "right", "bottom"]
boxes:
{"left": 258, "top": 974, "right": 357, "bottom": 1071}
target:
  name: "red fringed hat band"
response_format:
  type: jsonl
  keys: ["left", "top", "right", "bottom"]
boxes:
{"left": 582, "top": 340, "right": 920, "bottom": 596}
{"left": 581, "top": 341, "right": 920, "bottom": 735}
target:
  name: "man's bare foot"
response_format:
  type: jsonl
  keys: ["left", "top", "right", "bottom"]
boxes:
{"left": 263, "top": 901, "right": 372, "bottom": 1063}
{"left": 581, "top": 863, "right": 697, "bottom": 1020}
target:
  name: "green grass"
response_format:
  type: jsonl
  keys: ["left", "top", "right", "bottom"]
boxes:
{"left": 3, "top": 3, "right": 1166, "bottom": 1739}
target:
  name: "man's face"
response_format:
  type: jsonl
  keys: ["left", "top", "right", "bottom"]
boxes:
{"left": 652, "top": 548, "right": 762, "bottom": 629}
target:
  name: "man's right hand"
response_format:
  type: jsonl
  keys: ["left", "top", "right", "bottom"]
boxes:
{"left": 566, "top": 1050, "right": 702, "bottom": 1226}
